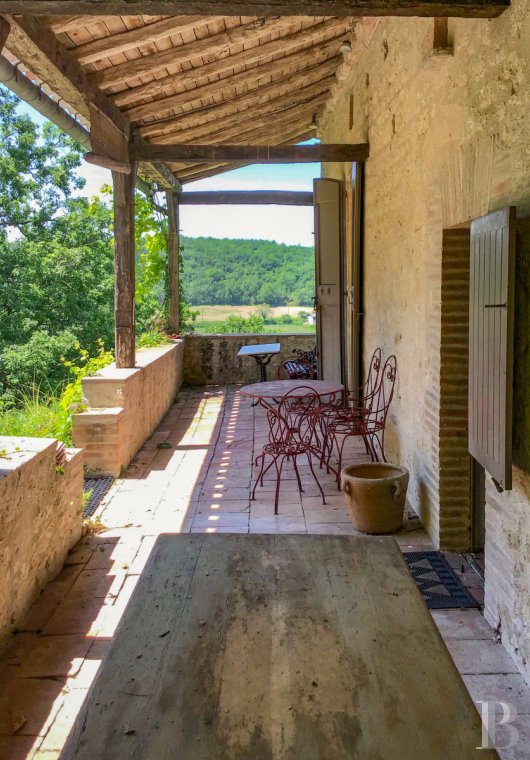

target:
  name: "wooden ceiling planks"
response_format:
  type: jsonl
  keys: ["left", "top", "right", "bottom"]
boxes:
{"left": 112, "top": 18, "right": 350, "bottom": 108}
{"left": 3, "top": 11, "right": 353, "bottom": 186}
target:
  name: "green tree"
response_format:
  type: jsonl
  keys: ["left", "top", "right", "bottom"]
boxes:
{"left": 0, "top": 86, "right": 85, "bottom": 238}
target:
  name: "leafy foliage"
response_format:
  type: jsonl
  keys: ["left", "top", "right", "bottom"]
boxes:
{"left": 200, "top": 313, "right": 266, "bottom": 334}
{"left": 0, "top": 86, "right": 85, "bottom": 238}
{"left": 180, "top": 237, "right": 314, "bottom": 306}
{"left": 0, "top": 342, "right": 113, "bottom": 445}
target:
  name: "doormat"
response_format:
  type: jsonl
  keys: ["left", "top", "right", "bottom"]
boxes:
{"left": 83, "top": 477, "right": 114, "bottom": 518}
{"left": 403, "top": 551, "right": 479, "bottom": 610}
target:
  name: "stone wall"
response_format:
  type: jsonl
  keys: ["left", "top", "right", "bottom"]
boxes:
{"left": 0, "top": 437, "right": 83, "bottom": 646}
{"left": 72, "top": 342, "right": 184, "bottom": 476}
{"left": 319, "top": 2, "right": 530, "bottom": 678}
{"left": 183, "top": 333, "right": 316, "bottom": 386}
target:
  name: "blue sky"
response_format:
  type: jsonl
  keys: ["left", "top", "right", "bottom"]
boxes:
{"left": 17, "top": 97, "right": 319, "bottom": 246}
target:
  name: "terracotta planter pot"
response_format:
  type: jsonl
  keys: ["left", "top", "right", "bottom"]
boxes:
{"left": 340, "top": 462, "right": 409, "bottom": 534}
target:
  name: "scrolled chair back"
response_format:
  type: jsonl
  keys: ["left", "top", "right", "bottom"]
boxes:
{"left": 368, "top": 355, "right": 397, "bottom": 428}
{"left": 267, "top": 386, "right": 321, "bottom": 447}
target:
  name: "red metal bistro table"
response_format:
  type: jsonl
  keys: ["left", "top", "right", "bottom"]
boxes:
{"left": 241, "top": 380, "right": 344, "bottom": 511}
{"left": 240, "top": 379, "right": 344, "bottom": 407}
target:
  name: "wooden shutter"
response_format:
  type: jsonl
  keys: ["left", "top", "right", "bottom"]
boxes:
{"left": 314, "top": 178, "right": 344, "bottom": 384}
{"left": 469, "top": 207, "right": 516, "bottom": 489}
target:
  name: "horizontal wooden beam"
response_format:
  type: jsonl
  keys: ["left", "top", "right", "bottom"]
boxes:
{"left": 112, "top": 18, "right": 351, "bottom": 108}
{"left": 132, "top": 143, "right": 369, "bottom": 163}
{"left": 0, "top": 2, "right": 509, "bottom": 19}
{"left": 178, "top": 190, "right": 314, "bottom": 205}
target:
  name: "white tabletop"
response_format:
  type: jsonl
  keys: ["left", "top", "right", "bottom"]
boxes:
{"left": 237, "top": 343, "right": 281, "bottom": 357}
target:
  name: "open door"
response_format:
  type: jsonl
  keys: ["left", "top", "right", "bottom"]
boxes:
{"left": 314, "top": 178, "right": 344, "bottom": 384}
{"left": 343, "top": 162, "right": 363, "bottom": 394}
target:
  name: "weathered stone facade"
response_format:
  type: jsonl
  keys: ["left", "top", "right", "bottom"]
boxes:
{"left": 320, "top": 4, "right": 530, "bottom": 679}
{"left": 183, "top": 333, "right": 316, "bottom": 386}
{"left": 72, "top": 342, "right": 184, "bottom": 476}
{"left": 0, "top": 438, "right": 83, "bottom": 646}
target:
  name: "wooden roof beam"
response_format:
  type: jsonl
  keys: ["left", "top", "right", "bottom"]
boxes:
{"left": 72, "top": 15, "right": 227, "bottom": 64}
{"left": 112, "top": 18, "right": 352, "bottom": 107}
{"left": 127, "top": 53, "right": 340, "bottom": 123}
{"left": 0, "top": 1, "right": 509, "bottom": 18}
{"left": 178, "top": 190, "right": 313, "bottom": 205}
{"left": 138, "top": 74, "right": 335, "bottom": 137}
{"left": 174, "top": 129, "right": 316, "bottom": 182}
{"left": 132, "top": 143, "right": 370, "bottom": 163}
{"left": 148, "top": 98, "right": 324, "bottom": 145}
{"left": 95, "top": 16, "right": 296, "bottom": 90}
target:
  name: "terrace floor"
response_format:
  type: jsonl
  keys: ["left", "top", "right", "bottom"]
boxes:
{"left": 1, "top": 385, "right": 529, "bottom": 759}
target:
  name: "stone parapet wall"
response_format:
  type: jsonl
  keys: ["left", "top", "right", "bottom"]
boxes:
{"left": 72, "top": 342, "right": 184, "bottom": 476}
{"left": 183, "top": 333, "right": 317, "bottom": 386}
{"left": 0, "top": 437, "right": 83, "bottom": 647}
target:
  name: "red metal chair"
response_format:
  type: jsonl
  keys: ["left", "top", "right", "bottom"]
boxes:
{"left": 319, "top": 347, "right": 383, "bottom": 463}
{"left": 325, "top": 355, "right": 398, "bottom": 482}
{"left": 252, "top": 386, "right": 326, "bottom": 514}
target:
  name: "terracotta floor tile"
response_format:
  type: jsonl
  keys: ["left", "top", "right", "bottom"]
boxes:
{"left": 0, "top": 678, "right": 65, "bottom": 737}
{"left": 19, "top": 635, "right": 92, "bottom": 679}
{"left": 65, "top": 569, "right": 126, "bottom": 601}
{"left": 43, "top": 598, "right": 112, "bottom": 637}
{"left": 0, "top": 735, "right": 40, "bottom": 760}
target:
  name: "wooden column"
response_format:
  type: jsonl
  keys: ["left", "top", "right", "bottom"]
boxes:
{"left": 113, "top": 167, "right": 136, "bottom": 368}
{"left": 166, "top": 190, "right": 180, "bottom": 335}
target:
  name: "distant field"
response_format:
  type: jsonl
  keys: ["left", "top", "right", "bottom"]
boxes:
{"left": 192, "top": 305, "right": 310, "bottom": 320}
{"left": 191, "top": 304, "right": 316, "bottom": 334}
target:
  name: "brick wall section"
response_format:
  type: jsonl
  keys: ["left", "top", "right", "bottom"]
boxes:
{"left": 439, "top": 227, "right": 472, "bottom": 550}
{"left": 183, "top": 333, "right": 316, "bottom": 386}
{"left": 0, "top": 438, "right": 83, "bottom": 647}
{"left": 72, "top": 342, "right": 184, "bottom": 476}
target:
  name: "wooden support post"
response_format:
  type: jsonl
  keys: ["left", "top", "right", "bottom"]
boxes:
{"left": 113, "top": 167, "right": 136, "bottom": 368}
{"left": 166, "top": 191, "right": 180, "bottom": 336}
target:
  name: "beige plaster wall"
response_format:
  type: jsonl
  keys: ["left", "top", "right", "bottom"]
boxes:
{"left": 183, "top": 333, "right": 316, "bottom": 386}
{"left": 72, "top": 342, "right": 184, "bottom": 476}
{"left": 320, "top": 4, "right": 530, "bottom": 677}
{"left": 0, "top": 438, "right": 83, "bottom": 646}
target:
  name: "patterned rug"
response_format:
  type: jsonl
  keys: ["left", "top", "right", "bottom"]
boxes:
{"left": 403, "top": 551, "right": 479, "bottom": 610}
{"left": 83, "top": 477, "right": 114, "bottom": 518}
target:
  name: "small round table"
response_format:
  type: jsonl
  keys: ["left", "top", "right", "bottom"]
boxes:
{"left": 240, "top": 379, "right": 344, "bottom": 407}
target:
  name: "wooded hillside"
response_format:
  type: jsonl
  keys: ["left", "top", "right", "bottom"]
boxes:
{"left": 181, "top": 236, "right": 314, "bottom": 306}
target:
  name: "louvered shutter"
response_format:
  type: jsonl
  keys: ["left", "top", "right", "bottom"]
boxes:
{"left": 468, "top": 207, "right": 515, "bottom": 489}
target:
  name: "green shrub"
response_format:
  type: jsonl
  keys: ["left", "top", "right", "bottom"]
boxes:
{"left": 0, "top": 341, "right": 113, "bottom": 445}
{"left": 212, "top": 313, "right": 265, "bottom": 334}
{"left": 0, "top": 329, "right": 79, "bottom": 403}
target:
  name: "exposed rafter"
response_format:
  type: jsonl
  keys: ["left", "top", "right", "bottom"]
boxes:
{"left": 0, "top": 1, "right": 509, "bottom": 18}
{"left": 127, "top": 55, "right": 340, "bottom": 123}
{"left": 148, "top": 99, "right": 323, "bottom": 145}
{"left": 138, "top": 75, "right": 335, "bottom": 137}
{"left": 72, "top": 15, "right": 227, "bottom": 64}
{"left": 95, "top": 16, "right": 289, "bottom": 90}
{"left": 112, "top": 18, "right": 350, "bottom": 108}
